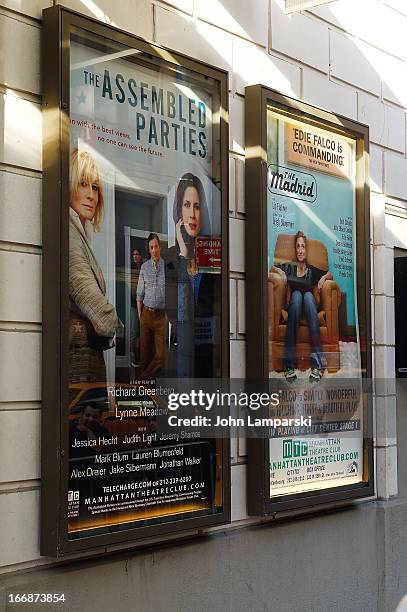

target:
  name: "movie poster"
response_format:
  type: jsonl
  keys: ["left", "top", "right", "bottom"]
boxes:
{"left": 267, "top": 109, "right": 364, "bottom": 496}
{"left": 67, "top": 31, "right": 223, "bottom": 537}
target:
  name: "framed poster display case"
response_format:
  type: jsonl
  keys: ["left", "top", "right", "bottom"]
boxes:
{"left": 41, "top": 6, "right": 230, "bottom": 556}
{"left": 245, "top": 85, "right": 374, "bottom": 515}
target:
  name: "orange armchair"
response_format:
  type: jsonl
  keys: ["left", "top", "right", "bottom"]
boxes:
{"left": 268, "top": 233, "right": 341, "bottom": 373}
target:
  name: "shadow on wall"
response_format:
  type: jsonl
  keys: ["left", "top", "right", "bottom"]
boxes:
{"left": 396, "top": 379, "right": 407, "bottom": 498}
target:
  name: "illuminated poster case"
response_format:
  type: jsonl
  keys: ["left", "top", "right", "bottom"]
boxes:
{"left": 245, "top": 86, "right": 373, "bottom": 515}
{"left": 41, "top": 6, "right": 230, "bottom": 556}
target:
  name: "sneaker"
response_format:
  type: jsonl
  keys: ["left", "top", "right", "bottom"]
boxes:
{"left": 309, "top": 368, "right": 323, "bottom": 383}
{"left": 284, "top": 368, "right": 297, "bottom": 382}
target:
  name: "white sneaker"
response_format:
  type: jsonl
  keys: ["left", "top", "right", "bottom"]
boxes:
{"left": 309, "top": 368, "right": 323, "bottom": 383}
{"left": 284, "top": 368, "right": 297, "bottom": 383}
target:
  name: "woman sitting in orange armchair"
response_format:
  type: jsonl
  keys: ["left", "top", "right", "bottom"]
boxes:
{"left": 272, "top": 230, "right": 332, "bottom": 383}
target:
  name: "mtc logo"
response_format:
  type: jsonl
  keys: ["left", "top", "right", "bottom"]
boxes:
{"left": 283, "top": 439, "right": 308, "bottom": 458}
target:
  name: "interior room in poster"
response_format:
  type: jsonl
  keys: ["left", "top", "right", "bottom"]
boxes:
{"left": 267, "top": 107, "right": 364, "bottom": 497}
{"left": 67, "top": 29, "right": 224, "bottom": 538}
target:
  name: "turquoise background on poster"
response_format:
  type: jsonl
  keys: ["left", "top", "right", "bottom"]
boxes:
{"left": 267, "top": 116, "right": 356, "bottom": 327}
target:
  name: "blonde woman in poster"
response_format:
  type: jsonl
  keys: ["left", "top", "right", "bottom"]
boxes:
{"left": 168, "top": 172, "right": 217, "bottom": 377}
{"left": 69, "top": 148, "right": 122, "bottom": 383}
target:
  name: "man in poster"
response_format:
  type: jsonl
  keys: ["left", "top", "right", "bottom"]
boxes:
{"left": 69, "top": 402, "right": 109, "bottom": 457}
{"left": 136, "top": 233, "right": 166, "bottom": 379}
{"left": 130, "top": 248, "right": 143, "bottom": 367}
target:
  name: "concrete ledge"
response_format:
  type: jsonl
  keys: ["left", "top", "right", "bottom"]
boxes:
{"left": 1, "top": 499, "right": 407, "bottom": 611}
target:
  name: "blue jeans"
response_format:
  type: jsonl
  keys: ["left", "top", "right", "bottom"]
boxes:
{"left": 284, "top": 290, "right": 324, "bottom": 370}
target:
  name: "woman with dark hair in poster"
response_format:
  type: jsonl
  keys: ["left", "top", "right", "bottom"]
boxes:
{"left": 168, "top": 172, "right": 218, "bottom": 377}
{"left": 272, "top": 230, "right": 332, "bottom": 383}
{"left": 69, "top": 148, "right": 122, "bottom": 383}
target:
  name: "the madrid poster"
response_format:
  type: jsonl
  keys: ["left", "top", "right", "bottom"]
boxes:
{"left": 267, "top": 108, "right": 364, "bottom": 496}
